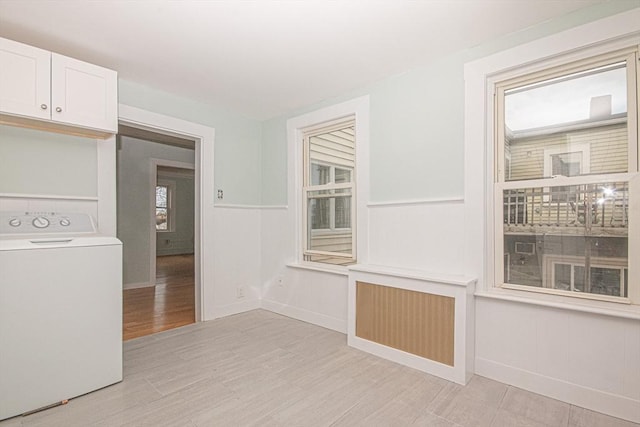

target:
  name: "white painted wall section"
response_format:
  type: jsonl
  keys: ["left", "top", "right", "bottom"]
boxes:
{"left": 209, "top": 206, "right": 262, "bottom": 319}
{"left": 368, "top": 200, "right": 465, "bottom": 272}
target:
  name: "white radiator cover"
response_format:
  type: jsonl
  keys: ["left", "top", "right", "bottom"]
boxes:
{"left": 347, "top": 264, "right": 476, "bottom": 385}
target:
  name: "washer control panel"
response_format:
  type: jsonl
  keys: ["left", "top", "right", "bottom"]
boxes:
{"left": 0, "top": 212, "right": 96, "bottom": 235}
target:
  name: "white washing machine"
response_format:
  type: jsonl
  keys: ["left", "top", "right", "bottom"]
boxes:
{"left": 0, "top": 212, "right": 122, "bottom": 421}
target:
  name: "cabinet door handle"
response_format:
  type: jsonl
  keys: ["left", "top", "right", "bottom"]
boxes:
{"left": 40, "top": 104, "right": 47, "bottom": 110}
{"left": 55, "top": 107, "right": 62, "bottom": 113}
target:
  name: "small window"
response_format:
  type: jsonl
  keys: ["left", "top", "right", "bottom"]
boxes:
{"left": 515, "top": 242, "right": 535, "bottom": 255}
{"left": 303, "top": 119, "right": 356, "bottom": 266}
{"left": 155, "top": 183, "right": 173, "bottom": 231}
{"left": 547, "top": 256, "right": 628, "bottom": 297}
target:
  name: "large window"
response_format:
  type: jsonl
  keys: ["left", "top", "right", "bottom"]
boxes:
{"left": 495, "top": 48, "right": 638, "bottom": 303}
{"left": 302, "top": 118, "right": 356, "bottom": 266}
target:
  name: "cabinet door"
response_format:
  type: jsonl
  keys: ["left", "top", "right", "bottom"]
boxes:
{"left": 51, "top": 53, "right": 117, "bottom": 133}
{"left": 0, "top": 38, "right": 51, "bottom": 120}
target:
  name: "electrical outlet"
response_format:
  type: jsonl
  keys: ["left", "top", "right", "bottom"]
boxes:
{"left": 276, "top": 276, "right": 284, "bottom": 288}
{"left": 236, "top": 286, "right": 245, "bottom": 298}
{"left": 217, "top": 189, "right": 224, "bottom": 199}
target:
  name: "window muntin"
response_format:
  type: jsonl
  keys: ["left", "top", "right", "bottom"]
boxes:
{"left": 303, "top": 119, "right": 356, "bottom": 266}
{"left": 495, "top": 49, "right": 638, "bottom": 304}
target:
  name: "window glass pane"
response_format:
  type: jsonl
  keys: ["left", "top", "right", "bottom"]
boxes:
{"left": 306, "top": 189, "right": 354, "bottom": 265}
{"left": 156, "top": 186, "right": 167, "bottom": 208}
{"left": 503, "top": 181, "right": 629, "bottom": 298}
{"left": 304, "top": 121, "right": 356, "bottom": 266}
{"left": 553, "top": 264, "right": 572, "bottom": 291}
{"left": 308, "top": 126, "right": 355, "bottom": 184}
{"left": 156, "top": 208, "right": 167, "bottom": 230}
{"left": 335, "top": 196, "right": 351, "bottom": 228}
{"left": 310, "top": 164, "right": 330, "bottom": 186}
{"left": 551, "top": 152, "right": 582, "bottom": 177}
{"left": 504, "top": 62, "right": 628, "bottom": 181}
{"left": 335, "top": 168, "right": 352, "bottom": 184}
{"left": 573, "top": 266, "right": 586, "bottom": 293}
{"left": 590, "top": 266, "right": 623, "bottom": 296}
{"left": 309, "top": 197, "right": 330, "bottom": 229}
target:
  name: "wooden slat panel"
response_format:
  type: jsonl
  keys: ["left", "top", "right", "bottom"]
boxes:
{"left": 355, "top": 281, "right": 455, "bottom": 366}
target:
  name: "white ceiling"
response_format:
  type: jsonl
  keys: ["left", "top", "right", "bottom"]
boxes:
{"left": 0, "top": 0, "right": 607, "bottom": 120}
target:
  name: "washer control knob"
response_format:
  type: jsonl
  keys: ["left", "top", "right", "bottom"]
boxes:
{"left": 59, "top": 218, "right": 71, "bottom": 227}
{"left": 32, "top": 216, "right": 50, "bottom": 229}
{"left": 8, "top": 218, "right": 21, "bottom": 227}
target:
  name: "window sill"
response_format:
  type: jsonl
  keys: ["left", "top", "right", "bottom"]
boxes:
{"left": 476, "top": 288, "right": 640, "bottom": 320}
{"left": 286, "top": 262, "right": 349, "bottom": 276}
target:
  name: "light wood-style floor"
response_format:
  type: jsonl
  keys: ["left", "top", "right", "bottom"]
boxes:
{"left": 122, "top": 254, "right": 195, "bottom": 341}
{"left": 2, "top": 310, "right": 636, "bottom": 427}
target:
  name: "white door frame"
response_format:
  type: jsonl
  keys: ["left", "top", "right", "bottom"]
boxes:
{"left": 150, "top": 159, "right": 195, "bottom": 290}
{"left": 118, "top": 104, "right": 215, "bottom": 322}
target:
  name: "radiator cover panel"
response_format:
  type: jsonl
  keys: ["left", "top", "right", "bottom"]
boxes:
{"left": 355, "top": 281, "right": 455, "bottom": 366}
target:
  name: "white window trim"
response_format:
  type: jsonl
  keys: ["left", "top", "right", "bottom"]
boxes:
{"left": 287, "top": 96, "right": 370, "bottom": 272}
{"left": 464, "top": 10, "right": 640, "bottom": 312}
{"left": 494, "top": 50, "right": 637, "bottom": 304}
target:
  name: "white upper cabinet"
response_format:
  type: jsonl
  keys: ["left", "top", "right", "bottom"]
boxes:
{"left": 50, "top": 53, "right": 117, "bottom": 133}
{"left": 0, "top": 38, "right": 51, "bottom": 121}
{"left": 0, "top": 37, "right": 117, "bottom": 135}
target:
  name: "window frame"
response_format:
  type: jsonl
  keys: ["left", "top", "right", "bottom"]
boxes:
{"left": 287, "top": 96, "right": 370, "bottom": 272}
{"left": 492, "top": 46, "right": 639, "bottom": 305}
{"left": 155, "top": 179, "right": 176, "bottom": 233}
{"left": 302, "top": 118, "right": 356, "bottom": 263}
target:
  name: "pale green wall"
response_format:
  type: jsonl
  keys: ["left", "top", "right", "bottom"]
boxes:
{"left": 260, "top": 1, "right": 640, "bottom": 205}
{"left": 118, "top": 80, "right": 262, "bottom": 205}
{"left": 260, "top": 119, "right": 288, "bottom": 205}
{"left": 117, "top": 135, "right": 195, "bottom": 286}
{"left": 0, "top": 124, "right": 97, "bottom": 197}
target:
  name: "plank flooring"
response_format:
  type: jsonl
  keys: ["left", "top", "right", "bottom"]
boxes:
{"left": 1, "top": 309, "right": 636, "bottom": 427}
{"left": 122, "top": 254, "right": 195, "bottom": 341}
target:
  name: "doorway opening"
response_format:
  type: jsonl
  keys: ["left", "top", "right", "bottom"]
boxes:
{"left": 117, "top": 125, "right": 197, "bottom": 340}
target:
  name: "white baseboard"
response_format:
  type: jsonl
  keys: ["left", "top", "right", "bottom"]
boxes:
{"left": 475, "top": 357, "right": 640, "bottom": 424}
{"left": 211, "top": 299, "right": 261, "bottom": 319}
{"left": 261, "top": 299, "right": 346, "bottom": 333}
{"left": 123, "top": 281, "right": 154, "bottom": 290}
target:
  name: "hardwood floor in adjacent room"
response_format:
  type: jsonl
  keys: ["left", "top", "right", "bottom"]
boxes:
{"left": 122, "top": 254, "right": 195, "bottom": 341}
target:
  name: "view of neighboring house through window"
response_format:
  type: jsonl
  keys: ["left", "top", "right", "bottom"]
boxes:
{"left": 495, "top": 48, "right": 638, "bottom": 303}
{"left": 155, "top": 183, "right": 171, "bottom": 231}
{"left": 303, "top": 118, "right": 356, "bottom": 265}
